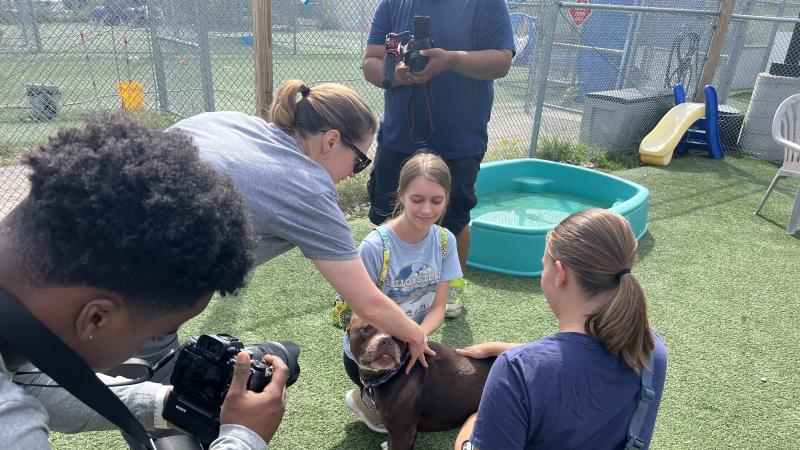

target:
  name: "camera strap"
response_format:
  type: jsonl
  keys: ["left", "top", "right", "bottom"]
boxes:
{"left": 0, "top": 288, "right": 156, "bottom": 450}
{"left": 407, "top": 81, "right": 434, "bottom": 144}
{"left": 624, "top": 351, "right": 657, "bottom": 450}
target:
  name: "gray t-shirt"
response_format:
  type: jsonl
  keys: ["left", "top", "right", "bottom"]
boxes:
{"left": 344, "top": 225, "right": 462, "bottom": 358}
{"left": 169, "top": 111, "right": 357, "bottom": 265}
{"left": 0, "top": 352, "right": 267, "bottom": 449}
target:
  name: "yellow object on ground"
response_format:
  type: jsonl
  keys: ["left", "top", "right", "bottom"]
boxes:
{"left": 639, "top": 103, "right": 706, "bottom": 166}
{"left": 116, "top": 80, "right": 145, "bottom": 112}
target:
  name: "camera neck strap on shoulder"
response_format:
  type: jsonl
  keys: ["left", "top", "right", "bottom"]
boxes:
{"left": 376, "top": 225, "right": 392, "bottom": 287}
{"left": 0, "top": 288, "right": 156, "bottom": 450}
{"left": 625, "top": 351, "right": 657, "bottom": 450}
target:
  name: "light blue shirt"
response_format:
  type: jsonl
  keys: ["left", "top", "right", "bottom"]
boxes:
{"left": 344, "top": 225, "right": 461, "bottom": 359}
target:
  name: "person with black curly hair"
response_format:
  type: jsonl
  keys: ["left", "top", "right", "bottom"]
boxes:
{"left": 0, "top": 117, "right": 286, "bottom": 449}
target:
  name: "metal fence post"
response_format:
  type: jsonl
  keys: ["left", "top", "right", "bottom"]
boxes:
{"left": 528, "top": 0, "right": 560, "bottom": 158}
{"left": 22, "top": 0, "right": 42, "bottom": 52}
{"left": 616, "top": 0, "right": 641, "bottom": 89}
{"left": 195, "top": 0, "right": 216, "bottom": 112}
{"left": 146, "top": 0, "right": 169, "bottom": 112}
{"left": 759, "top": 0, "right": 786, "bottom": 73}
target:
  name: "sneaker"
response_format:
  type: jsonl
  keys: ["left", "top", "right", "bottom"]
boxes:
{"left": 445, "top": 277, "right": 466, "bottom": 318}
{"left": 345, "top": 388, "right": 388, "bottom": 433}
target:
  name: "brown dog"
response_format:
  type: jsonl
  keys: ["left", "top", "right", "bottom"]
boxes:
{"left": 347, "top": 315, "right": 495, "bottom": 450}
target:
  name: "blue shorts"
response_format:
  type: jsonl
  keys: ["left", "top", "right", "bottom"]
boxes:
{"left": 367, "top": 147, "right": 483, "bottom": 235}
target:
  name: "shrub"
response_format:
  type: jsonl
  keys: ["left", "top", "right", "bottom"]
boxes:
{"left": 337, "top": 169, "right": 370, "bottom": 217}
{"left": 536, "top": 137, "right": 639, "bottom": 171}
{"left": 129, "top": 111, "right": 180, "bottom": 131}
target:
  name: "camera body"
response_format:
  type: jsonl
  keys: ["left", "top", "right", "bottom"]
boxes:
{"left": 382, "top": 15, "right": 433, "bottom": 88}
{"left": 163, "top": 333, "right": 300, "bottom": 444}
{"left": 401, "top": 16, "right": 433, "bottom": 72}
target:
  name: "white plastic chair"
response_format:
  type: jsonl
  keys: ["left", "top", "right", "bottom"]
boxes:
{"left": 754, "top": 94, "right": 800, "bottom": 234}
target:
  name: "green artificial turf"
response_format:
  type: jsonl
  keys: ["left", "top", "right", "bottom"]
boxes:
{"left": 50, "top": 155, "right": 800, "bottom": 449}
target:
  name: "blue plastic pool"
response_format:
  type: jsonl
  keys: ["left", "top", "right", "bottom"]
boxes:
{"left": 467, "top": 159, "right": 649, "bottom": 277}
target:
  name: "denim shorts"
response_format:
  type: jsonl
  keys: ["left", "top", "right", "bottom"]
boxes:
{"left": 367, "top": 147, "right": 483, "bottom": 235}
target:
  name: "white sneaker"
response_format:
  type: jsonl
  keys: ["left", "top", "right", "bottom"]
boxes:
{"left": 445, "top": 277, "right": 466, "bottom": 318}
{"left": 345, "top": 388, "right": 388, "bottom": 433}
{"left": 445, "top": 299, "right": 464, "bottom": 318}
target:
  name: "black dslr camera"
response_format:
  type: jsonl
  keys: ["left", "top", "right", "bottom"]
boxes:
{"left": 163, "top": 333, "right": 300, "bottom": 443}
{"left": 402, "top": 15, "right": 433, "bottom": 72}
{"left": 382, "top": 16, "right": 434, "bottom": 88}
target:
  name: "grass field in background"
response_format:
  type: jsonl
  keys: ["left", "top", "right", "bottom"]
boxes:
{"left": 50, "top": 155, "right": 800, "bottom": 449}
{"left": 0, "top": 23, "right": 532, "bottom": 161}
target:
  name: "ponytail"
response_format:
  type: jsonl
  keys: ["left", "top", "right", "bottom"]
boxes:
{"left": 547, "top": 208, "right": 654, "bottom": 373}
{"left": 270, "top": 80, "right": 308, "bottom": 136}
{"left": 585, "top": 272, "right": 653, "bottom": 373}
{"left": 269, "top": 79, "right": 377, "bottom": 144}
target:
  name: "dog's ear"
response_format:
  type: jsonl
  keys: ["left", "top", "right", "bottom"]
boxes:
{"left": 348, "top": 313, "right": 363, "bottom": 332}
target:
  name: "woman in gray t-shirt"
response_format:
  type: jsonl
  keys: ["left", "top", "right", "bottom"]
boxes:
{"left": 168, "top": 80, "right": 433, "bottom": 372}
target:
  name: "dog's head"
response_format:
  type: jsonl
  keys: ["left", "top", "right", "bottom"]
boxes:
{"left": 347, "top": 315, "right": 408, "bottom": 378}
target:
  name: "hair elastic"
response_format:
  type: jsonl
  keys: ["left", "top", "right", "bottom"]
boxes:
{"left": 614, "top": 268, "right": 631, "bottom": 281}
{"left": 300, "top": 85, "right": 311, "bottom": 98}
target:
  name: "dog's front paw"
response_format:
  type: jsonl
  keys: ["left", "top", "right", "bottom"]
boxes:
{"left": 380, "top": 441, "right": 388, "bottom": 450}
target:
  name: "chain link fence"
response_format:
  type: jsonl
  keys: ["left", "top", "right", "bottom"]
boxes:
{"left": 527, "top": 0, "right": 800, "bottom": 165}
{"left": 526, "top": 0, "right": 721, "bottom": 159}
{"left": 714, "top": 1, "right": 800, "bottom": 161}
{"left": 2, "top": 0, "right": 800, "bottom": 217}
{"left": 0, "top": 0, "right": 262, "bottom": 215}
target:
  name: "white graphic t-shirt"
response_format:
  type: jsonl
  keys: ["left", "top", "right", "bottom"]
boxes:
{"left": 343, "top": 225, "right": 462, "bottom": 359}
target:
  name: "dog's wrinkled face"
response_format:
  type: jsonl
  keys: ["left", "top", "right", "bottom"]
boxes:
{"left": 348, "top": 315, "right": 408, "bottom": 376}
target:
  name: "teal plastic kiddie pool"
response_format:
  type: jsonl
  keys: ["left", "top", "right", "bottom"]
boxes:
{"left": 467, "top": 159, "right": 649, "bottom": 277}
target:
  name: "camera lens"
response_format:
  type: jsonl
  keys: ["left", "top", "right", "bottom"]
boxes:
{"left": 245, "top": 341, "right": 301, "bottom": 387}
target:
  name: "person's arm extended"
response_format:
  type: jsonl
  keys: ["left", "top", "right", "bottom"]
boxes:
{"left": 15, "top": 367, "right": 167, "bottom": 433}
{"left": 363, "top": 45, "right": 512, "bottom": 88}
{"left": 405, "top": 48, "right": 512, "bottom": 85}
{"left": 446, "top": 49, "right": 513, "bottom": 80}
{"left": 456, "top": 342, "right": 522, "bottom": 359}
{"left": 314, "top": 257, "right": 435, "bottom": 371}
{"left": 12, "top": 356, "right": 281, "bottom": 449}
{"left": 363, "top": 44, "right": 394, "bottom": 88}
{"left": 419, "top": 282, "right": 448, "bottom": 336}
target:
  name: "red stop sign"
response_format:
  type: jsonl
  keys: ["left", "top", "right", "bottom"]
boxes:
{"left": 569, "top": 0, "right": 592, "bottom": 27}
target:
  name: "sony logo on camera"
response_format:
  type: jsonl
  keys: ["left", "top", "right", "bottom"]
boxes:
{"left": 163, "top": 333, "right": 300, "bottom": 444}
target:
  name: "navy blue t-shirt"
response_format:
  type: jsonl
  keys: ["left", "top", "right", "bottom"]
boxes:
{"left": 471, "top": 333, "right": 667, "bottom": 450}
{"left": 368, "top": 0, "right": 515, "bottom": 158}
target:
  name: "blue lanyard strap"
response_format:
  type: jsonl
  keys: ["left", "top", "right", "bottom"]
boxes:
{"left": 625, "top": 351, "right": 657, "bottom": 450}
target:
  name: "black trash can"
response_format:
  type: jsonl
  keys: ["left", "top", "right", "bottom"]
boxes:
{"left": 718, "top": 104, "right": 744, "bottom": 154}
{"left": 27, "top": 84, "right": 62, "bottom": 121}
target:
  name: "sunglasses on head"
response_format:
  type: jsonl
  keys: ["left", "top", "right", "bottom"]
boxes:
{"left": 345, "top": 140, "right": 372, "bottom": 174}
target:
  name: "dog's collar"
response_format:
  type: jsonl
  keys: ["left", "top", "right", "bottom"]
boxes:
{"left": 359, "top": 351, "right": 411, "bottom": 389}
